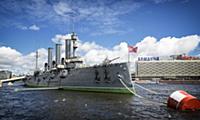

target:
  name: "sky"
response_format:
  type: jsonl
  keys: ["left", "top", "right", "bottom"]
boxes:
{"left": 0, "top": 0, "right": 200, "bottom": 74}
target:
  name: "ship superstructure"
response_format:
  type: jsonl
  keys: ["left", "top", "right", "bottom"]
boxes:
{"left": 25, "top": 32, "right": 133, "bottom": 94}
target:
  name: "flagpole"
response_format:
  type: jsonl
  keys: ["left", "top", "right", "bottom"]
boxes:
{"left": 128, "top": 51, "right": 130, "bottom": 63}
{"left": 128, "top": 45, "right": 137, "bottom": 63}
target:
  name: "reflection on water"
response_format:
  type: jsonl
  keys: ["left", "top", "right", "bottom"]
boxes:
{"left": 0, "top": 82, "right": 200, "bottom": 120}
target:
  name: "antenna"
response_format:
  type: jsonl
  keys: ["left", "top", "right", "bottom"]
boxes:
{"left": 35, "top": 50, "right": 39, "bottom": 70}
{"left": 72, "top": 16, "right": 74, "bottom": 32}
{"left": 69, "top": 13, "right": 75, "bottom": 33}
{"left": 70, "top": 0, "right": 76, "bottom": 33}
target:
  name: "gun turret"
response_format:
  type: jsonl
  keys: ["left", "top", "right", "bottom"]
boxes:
{"left": 102, "top": 57, "right": 120, "bottom": 65}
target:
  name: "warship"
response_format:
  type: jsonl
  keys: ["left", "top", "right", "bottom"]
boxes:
{"left": 25, "top": 32, "right": 134, "bottom": 94}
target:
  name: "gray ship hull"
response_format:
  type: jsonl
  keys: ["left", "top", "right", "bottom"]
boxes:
{"left": 25, "top": 63, "right": 134, "bottom": 94}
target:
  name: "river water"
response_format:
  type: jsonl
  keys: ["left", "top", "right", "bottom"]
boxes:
{"left": 0, "top": 82, "right": 200, "bottom": 120}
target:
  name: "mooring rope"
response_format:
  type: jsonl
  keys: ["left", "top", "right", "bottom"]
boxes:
{"left": 117, "top": 74, "right": 166, "bottom": 106}
{"left": 134, "top": 82, "right": 159, "bottom": 94}
{"left": 118, "top": 77, "right": 143, "bottom": 98}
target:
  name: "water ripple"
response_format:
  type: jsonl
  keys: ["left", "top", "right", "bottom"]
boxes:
{"left": 0, "top": 83, "right": 200, "bottom": 120}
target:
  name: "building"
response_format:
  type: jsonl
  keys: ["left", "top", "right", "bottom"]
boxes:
{"left": 0, "top": 70, "right": 12, "bottom": 79}
{"left": 135, "top": 60, "right": 200, "bottom": 80}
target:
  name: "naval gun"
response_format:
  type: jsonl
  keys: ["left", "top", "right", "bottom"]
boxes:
{"left": 101, "top": 57, "right": 120, "bottom": 65}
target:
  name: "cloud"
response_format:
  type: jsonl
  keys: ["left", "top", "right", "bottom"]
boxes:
{"left": 0, "top": 46, "right": 22, "bottom": 67}
{"left": 53, "top": 2, "right": 74, "bottom": 17}
{"left": 0, "top": 34, "right": 199, "bottom": 75}
{"left": 51, "top": 34, "right": 73, "bottom": 43}
{"left": 78, "top": 42, "right": 129, "bottom": 65}
{"left": 151, "top": 0, "right": 172, "bottom": 4}
{"left": 0, "top": 47, "right": 47, "bottom": 75}
{"left": 78, "top": 35, "right": 199, "bottom": 66}
{"left": 51, "top": 33, "right": 129, "bottom": 65}
{"left": 52, "top": 34, "right": 200, "bottom": 66}
{"left": 136, "top": 35, "right": 200, "bottom": 56}
{"left": 0, "top": 0, "right": 194, "bottom": 36}
{"left": 29, "top": 24, "right": 40, "bottom": 31}
{"left": 18, "top": 24, "right": 40, "bottom": 31}
{"left": 0, "top": 0, "right": 140, "bottom": 35}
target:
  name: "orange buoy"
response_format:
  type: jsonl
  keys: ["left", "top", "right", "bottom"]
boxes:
{"left": 167, "top": 90, "right": 200, "bottom": 111}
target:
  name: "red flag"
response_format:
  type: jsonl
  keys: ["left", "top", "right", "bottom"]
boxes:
{"left": 128, "top": 46, "right": 138, "bottom": 53}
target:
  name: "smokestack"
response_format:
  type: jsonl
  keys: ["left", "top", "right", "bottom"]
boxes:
{"left": 71, "top": 32, "right": 77, "bottom": 57}
{"left": 61, "top": 58, "right": 65, "bottom": 65}
{"left": 52, "top": 60, "right": 56, "bottom": 68}
{"left": 65, "top": 39, "right": 71, "bottom": 59}
{"left": 44, "top": 63, "right": 48, "bottom": 71}
{"left": 55, "top": 44, "right": 61, "bottom": 65}
{"left": 48, "top": 47, "right": 53, "bottom": 70}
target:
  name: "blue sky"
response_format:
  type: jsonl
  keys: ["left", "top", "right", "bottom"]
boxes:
{"left": 0, "top": 0, "right": 199, "bottom": 54}
{"left": 0, "top": 0, "right": 200, "bottom": 74}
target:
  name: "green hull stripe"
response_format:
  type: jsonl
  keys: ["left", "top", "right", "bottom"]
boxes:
{"left": 26, "top": 84, "right": 134, "bottom": 94}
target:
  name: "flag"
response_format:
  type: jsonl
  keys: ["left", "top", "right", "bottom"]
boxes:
{"left": 128, "top": 46, "right": 138, "bottom": 53}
